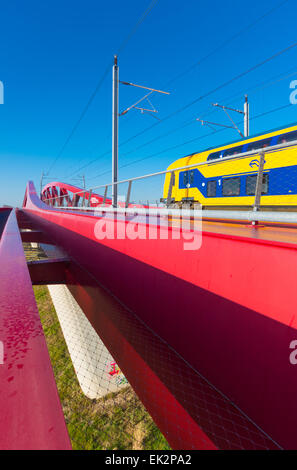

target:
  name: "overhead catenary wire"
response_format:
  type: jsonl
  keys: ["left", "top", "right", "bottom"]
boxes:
{"left": 69, "top": 57, "right": 297, "bottom": 177}
{"left": 46, "top": 0, "right": 160, "bottom": 175}
{"left": 112, "top": 2, "right": 295, "bottom": 145}
{"left": 70, "top": 38, "right": 297, "bottom": 181}
{"left": 115, "top": 39, "right": 297, "bottom": 149}
{"left": 164, "top": 0, "right": 291, "bottom": 87}
{"left": 119, "top": 67, "right": 297, "bottom": 156}
{"left": 86, "top": 102, "right": 292, "bottom": 182}
{"left": 59, "top": 0, "right": 291, "bottom": 180}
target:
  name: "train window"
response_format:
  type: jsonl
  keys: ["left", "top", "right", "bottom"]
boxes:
{"left": 189, "top": 170, "right": 195, "bottom": 185}
{"left": 223, "top": 146, "right": 243, "bottom": 158}
{"left": 246, "top": 174, "right": 269, "bottom": 195}
{"left": 222, "top": 177, "right": 241, "bottom": 196}
{"left": 247, "top": 138, "right": 271, "bottom": 152}
{"left": 207, "top": 180, "right": 217, "bottom": 197}
{"left": 277, "top": 130, "right": 297, "bottom": 145}
{"left": 183, "top": 172, "right": 189, "bottom": 186}
{"left": 207, "top": 151, "right": 224, "bottom": 161}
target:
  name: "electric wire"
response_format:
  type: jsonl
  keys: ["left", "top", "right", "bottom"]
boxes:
{"left": 115, "top": 40, "right": 297, "bottom": 148}
{"left": 69, "top": 61, "right": 297, "bottom": 179}
{"left": 87, "top": 102, "right": 292, "bottom": 182}
{"left": 165, "top": 0, "right": 290, "bottom": 87}
{"left": 61, "top": 0, "right": 292, "bottom": 179}
{"left": 46, "top": 0, "right": 160, "bottom": 175}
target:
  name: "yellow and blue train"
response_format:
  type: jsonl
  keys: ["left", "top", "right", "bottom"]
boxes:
{"left": 163, "top": 123, "right": 297, "bottom": 209}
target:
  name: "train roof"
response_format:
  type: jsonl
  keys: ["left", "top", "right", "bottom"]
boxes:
{"left": 184, "top": 121, "right": 297, "bottom": 159}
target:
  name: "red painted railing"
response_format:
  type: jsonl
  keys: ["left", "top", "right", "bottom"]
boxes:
{"left": 0, "top": 207, "right": 71, "bottom": 449}
{"left": 41, "top": 181, "right": 112, "bottom": 207}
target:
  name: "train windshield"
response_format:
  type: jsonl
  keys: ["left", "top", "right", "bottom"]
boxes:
{"left": 207, "top": 151, "right": 224, "bottom": 161}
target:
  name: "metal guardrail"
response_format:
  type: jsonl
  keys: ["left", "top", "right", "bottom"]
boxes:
{"left": 42, "top": 138, "right": 297, "bottom": 224}
{"left": 53, "top": 204, "right": 297, "bottom": 224}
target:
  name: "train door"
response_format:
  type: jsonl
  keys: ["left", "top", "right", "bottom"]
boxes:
{"left": 183, "top": 170, "right": 195, "bottom": 202}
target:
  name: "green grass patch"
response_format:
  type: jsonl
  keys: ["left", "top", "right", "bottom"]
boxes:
{"left": 34, "top": 285, "right": 170, "bottom": 450}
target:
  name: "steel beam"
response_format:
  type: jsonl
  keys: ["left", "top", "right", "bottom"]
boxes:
{"left": 20, "top": 230, "right": 52, "bottom": 244}
{"left": 27, "top": 257, "right": 70, "bottom": 285}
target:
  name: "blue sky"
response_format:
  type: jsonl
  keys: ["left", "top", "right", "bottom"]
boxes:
{"left": 1, "top": 0, "right": 297, "bottom": 205}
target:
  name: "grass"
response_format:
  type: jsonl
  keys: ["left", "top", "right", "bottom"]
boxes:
{"left": 33, "top": 281, "right": 170, "bottom": 450}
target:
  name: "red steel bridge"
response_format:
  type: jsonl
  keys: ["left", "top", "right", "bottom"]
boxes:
{"left": 1, "top": 178, "right": 297, "bottom": 450}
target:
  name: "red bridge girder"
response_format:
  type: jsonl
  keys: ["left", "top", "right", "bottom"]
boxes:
{"left": 41, "top": 181, "right": 112, "bottom": 207}
{"left": 19, "top": 179, "right": 297, "bottom": 449}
